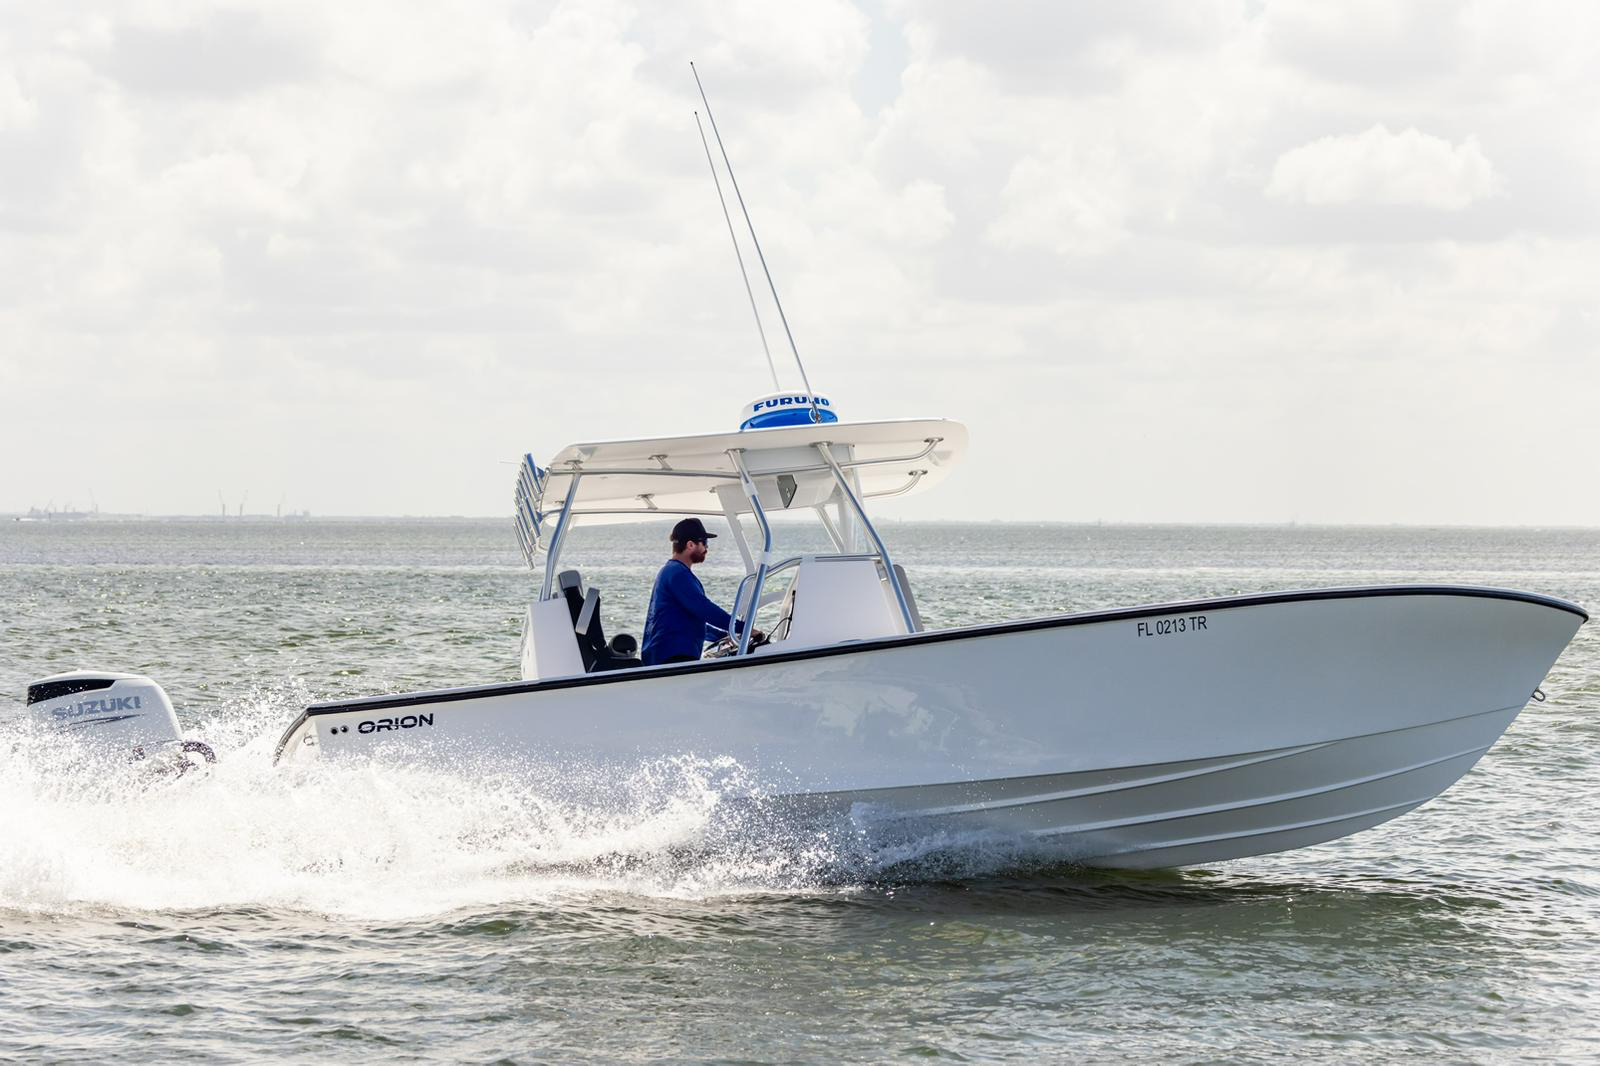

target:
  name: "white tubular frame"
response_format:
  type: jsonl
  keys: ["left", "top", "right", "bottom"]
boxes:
{"left": 813, "top": 504, "right": 845, "bottom": 552}
{"left": 716, "top": 483, "right": 757, "bottom": 573}
{"left": 727, "top": 449, "right": 773, "bottom": 656}
{"left": 522, "top": 437, "right": 943, "bottom": 642}
{"left": 538, "top": 475, "right": 583, "bottom": 602}
{"left": 815, "top": 442, "right": 919, "bottom": 634}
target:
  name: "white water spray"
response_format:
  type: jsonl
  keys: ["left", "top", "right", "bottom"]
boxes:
{"left": 1, "top": 681, "right": 1073, "bottom": 919}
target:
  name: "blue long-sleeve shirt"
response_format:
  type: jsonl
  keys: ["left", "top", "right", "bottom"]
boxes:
{"left": 641, "top": 559, "right": 733, "bottom": 666}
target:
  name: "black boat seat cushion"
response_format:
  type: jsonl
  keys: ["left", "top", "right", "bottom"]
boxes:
{"left": 556, "top": 569, "right": 641, "bottom": 672}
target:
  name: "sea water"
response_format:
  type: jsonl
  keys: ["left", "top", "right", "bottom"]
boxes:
{"left": 1, "top": 519, "right": 1596, "bottom": 1062}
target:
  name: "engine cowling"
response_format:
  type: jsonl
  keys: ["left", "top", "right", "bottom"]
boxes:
{"left": 24, "top": 671, "right": 209, "bottom": 767}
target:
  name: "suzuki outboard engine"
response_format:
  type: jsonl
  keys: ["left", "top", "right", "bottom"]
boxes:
{"left": 25, "top": 671, "right": 216, "bottom": 773}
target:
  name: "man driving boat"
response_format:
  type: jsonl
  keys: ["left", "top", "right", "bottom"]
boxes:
{"left": 641, "top": 518, "right": 759, "bottom": 665}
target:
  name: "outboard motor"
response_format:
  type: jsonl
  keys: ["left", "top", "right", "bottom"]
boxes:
{"left": 24, "top": 671, "right": 216, "bottom": 774}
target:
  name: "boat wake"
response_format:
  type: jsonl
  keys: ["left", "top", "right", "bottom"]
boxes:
{"left": 0, "top": 684, "right": 1071, "bottom": 920}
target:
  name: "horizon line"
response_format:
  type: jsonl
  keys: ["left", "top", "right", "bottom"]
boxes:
{"left": 5, "top": 512, "right": 1599, "bottom": 532}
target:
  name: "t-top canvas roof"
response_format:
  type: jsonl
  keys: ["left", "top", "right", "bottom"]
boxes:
{"left": 524, "top": 418, "right": 966, "bottom": 524}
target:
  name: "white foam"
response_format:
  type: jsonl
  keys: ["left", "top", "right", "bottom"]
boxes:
{"left": 0, "top": 683, "right": 1062, "bottom": 918}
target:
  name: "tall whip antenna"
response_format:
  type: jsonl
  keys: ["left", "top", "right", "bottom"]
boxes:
{"left": 690, "top": 61, "right": 823, "bottom": 423}
{"left": 695, "top": 110, "right": 780, "bottom": 391}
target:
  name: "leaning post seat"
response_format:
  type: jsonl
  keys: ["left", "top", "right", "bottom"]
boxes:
{"left": 557, "top": 570, "right": 598, "bottom": 671}
{"left": 558, "top": 570, "right": 586, "bottom": 627}
{"left": 521, "top": 598, "right": 586, "bottom": 680}
{"left": 555, "top": 569, "right": 641, "bottom": 673}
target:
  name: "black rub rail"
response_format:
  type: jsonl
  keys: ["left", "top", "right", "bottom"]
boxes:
{"left": 271, "top": 584, "right": 1587, "bottom": 762}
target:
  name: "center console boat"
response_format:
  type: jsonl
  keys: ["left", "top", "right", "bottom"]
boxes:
{"left": 271, "top": 395, "right": 1586, "bottom": 868}
{"left": 163, "top": 69, "right": 1600, "bottom": 867}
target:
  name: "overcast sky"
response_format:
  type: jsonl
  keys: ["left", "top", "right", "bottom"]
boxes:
{"left": 2, "top": 1, "right": 1596, "bottom": 524}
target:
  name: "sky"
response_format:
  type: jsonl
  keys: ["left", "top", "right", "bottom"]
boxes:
{"left": 1, "top": 0, "right": 1596, "bottom": 524}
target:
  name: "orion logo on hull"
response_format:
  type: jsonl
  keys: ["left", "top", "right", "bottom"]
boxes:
{"left": 357, "top": 713, "right": 435, "bottom": 734}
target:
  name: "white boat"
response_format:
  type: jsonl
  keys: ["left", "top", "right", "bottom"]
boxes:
{"left": 25, "top": 71, "right": 1584, "bottom": 870}
{"left": 271, "top": 401, "right": 1587, "bottom": 868}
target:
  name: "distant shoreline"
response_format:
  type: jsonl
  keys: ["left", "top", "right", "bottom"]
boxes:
{"left": 4, "top": 514, "right": 1598, "bottom": 532}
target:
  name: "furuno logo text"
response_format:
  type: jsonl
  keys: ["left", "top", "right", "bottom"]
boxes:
{"left": 750, "top": 395, "right": 830, "bottom": 413}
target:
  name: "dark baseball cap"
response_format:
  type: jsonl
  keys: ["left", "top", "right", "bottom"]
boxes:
{"left": 671, "top": 517, "right": 717, "bottom": 542}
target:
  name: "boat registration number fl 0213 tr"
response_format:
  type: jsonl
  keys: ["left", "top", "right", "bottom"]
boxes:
{"left": 1136, "top": 615, "right": 1208, "bottom": 638}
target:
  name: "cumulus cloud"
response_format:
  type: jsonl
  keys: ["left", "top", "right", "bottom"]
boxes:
{"left": 0, "top": 70, "right": 37, "bottom": 130}
{"left": 1265, "top": 124, "right": 1497, "bottom": 210}
{"left": 1261, "top": 0, "right": 1469, "bottom": 86}
{"left": 890, "top": 0, "right": 1221, "bottom": 92}
{"left": 986, "top": 150, "right": 1129, "bottom": 256}
{"left": 102, "top": 9, "right": 318, "bottom": 97}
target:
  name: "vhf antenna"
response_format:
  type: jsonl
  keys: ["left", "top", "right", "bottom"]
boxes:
{"left": 695, "top": 110, "right": 780, "bottom": 391}
{"left": 691, "top": 61, "right": 823, "bottom": 423}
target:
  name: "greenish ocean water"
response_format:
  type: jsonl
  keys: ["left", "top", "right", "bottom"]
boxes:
{"left": 2, "top": 519, "right": 1596, "bottom": 1063}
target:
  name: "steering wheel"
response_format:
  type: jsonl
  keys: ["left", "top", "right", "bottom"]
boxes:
{"left": 703, "top": 635, "right": 739, "bottom": 659}
{"left": 701, "top": 629, "right": 769, "bottom": 659}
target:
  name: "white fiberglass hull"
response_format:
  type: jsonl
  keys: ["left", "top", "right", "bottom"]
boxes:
{"left": 275, "top": 586, "right": 1586, "bottom": 868}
